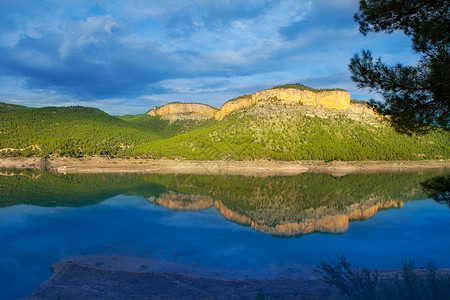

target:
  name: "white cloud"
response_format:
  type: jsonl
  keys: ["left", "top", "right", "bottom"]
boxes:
{"left": 59, "top": 15, "right": 120, "bottom": 59}
{"left": 0, "top": 0, "right": 423, "bottom": 112}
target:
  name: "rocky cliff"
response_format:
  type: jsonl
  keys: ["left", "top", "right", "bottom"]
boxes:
{"left": 147, "top": 85, "right": 356, "bottom": 121}
{"left": 147, "top": 102, "right": 218, "bottom": 121}
{"left": 349, "top": 102, "right": 376, "bottom": 117}
{"left": 214, "top": 95, "right": 254, "bottom": 120}
{"left": 215, "top": 88, "right": 351, "bottom": 119}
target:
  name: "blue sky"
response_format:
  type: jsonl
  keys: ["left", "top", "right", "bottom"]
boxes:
{"left": 0, "top": 0, "right": 419, "bottom": 115}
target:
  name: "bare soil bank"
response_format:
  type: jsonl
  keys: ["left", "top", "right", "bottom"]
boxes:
{"left": 1, "top": 157, "right": 449, "bottom": 176}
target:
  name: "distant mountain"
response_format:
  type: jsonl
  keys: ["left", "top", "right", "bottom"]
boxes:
{"left": 1, "top": 84, "right": 449, "bottom": 160}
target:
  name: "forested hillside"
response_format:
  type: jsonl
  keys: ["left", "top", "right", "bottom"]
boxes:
{"left": 0, "top": 103, "right": 159, "bottom": 157}
{"left": 118, "top": 113, "right": 214, "bottom": 138}
{"left": 132, "top": 104, "right": 450, "bottom": 161}
{"left": 1, "top": 101, "right": 449, "bottom": 161}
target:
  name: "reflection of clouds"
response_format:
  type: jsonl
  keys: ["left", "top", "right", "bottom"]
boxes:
{"left": 97, "top": 196, "right": 228, "bottom": 233}
{"left": 157, "top": 208, "right": 226, "bottom": 227}
{"left": 98, "top": 195, "right": 161, "bottom": 210}
{"left": 0, "top": 205, "right": 66, "bottom": 227}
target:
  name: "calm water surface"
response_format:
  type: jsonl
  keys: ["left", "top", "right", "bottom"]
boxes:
{"left": 1, "top": 169, "right": 449, "bottom": 299}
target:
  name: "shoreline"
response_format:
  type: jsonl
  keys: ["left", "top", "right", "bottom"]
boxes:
{"left": 24, "top": 256, "right": 450, "bottom": 299}
{"left": 1, "top": 157, "right": 449, "bottom": 176}
{"left": 1, "top": 157, "right": 450, "bottom": 176}
{"left": 24, "top": 258, "right": 337, "bottom": 300}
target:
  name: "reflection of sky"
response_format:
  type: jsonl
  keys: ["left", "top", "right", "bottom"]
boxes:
{"left": 0, "top": 1, "right": 420, "bottom": 114}
{"left": 1, "top": 195, "right": 449, "bottom": 299}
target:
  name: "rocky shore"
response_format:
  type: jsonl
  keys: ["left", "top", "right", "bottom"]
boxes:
{"left": 24, "top": 258, "right": 337, "bottom": 300}
{"left": 24, "top": 256, "right": 450, "bottom": 300}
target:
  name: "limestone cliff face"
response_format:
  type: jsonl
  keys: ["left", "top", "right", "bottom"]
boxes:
{"left": 147, "top": 103, "right": 218, "bottom": 121}
{"left": 148, "top": 87, "right": 352, "bottom": 121}
{"left": 215, "top": 96, "right": 255, "bottom": 120}
{"left": 349, "top": 103, "right": 376, "bottom": 117}
{"left": 215, "top": 88, "right": 351, "bottom": 119}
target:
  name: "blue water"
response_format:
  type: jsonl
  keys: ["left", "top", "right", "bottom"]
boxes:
{"left": 1, "top": 195, "right": 450, "bottom": 299}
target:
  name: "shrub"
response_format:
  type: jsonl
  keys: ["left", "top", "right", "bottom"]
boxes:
{"left": 317, "top": 254, "right": 450, "bottom": 300}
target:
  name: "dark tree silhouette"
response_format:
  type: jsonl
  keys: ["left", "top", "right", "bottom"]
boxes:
{"left": 349, "top": 0, "right": 449, "bottom": 133}
{"left": 421, "top": 175, "right": 450, "bottom": 208}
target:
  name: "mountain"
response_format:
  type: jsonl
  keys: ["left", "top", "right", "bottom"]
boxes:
{"left": 1, "top": 84, "right": 449, "bottom": 160}
{"left": 131, "top": 84, "right": 449, "bottom": 161}
{"left": 143, "top": 83, "right": 356, "bottom": 121}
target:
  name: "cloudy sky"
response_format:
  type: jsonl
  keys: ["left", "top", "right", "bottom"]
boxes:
{"left": 0, "top": 0, "right": 419, "bottom": 115}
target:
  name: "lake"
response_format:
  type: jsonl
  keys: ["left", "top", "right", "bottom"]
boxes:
{"left": 1, "top": 168, "right": 449, "bottom": 299}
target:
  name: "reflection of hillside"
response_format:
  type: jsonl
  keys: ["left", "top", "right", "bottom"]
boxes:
{"left": 0, "top": 169, "right": 166, "bottom": 207}
{"left": 249, "top": 199, "right": 403, "bottom": 236}
{"left": 147, "top": 171, "right": 448, "bottom": 236}
{"left": 148, "top": 191, "right": 403, "bottom": 236}
{"left": 1, "top": 168, "right": 448, "bottom": 236}
{"left": 0, "top": 171, "right": 41, "bottom": 179}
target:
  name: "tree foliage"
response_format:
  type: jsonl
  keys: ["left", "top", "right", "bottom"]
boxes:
{"left": 0, "top": 103, "right": 160, "bottom": 157}
{"left": 271, "top": 83, "right": 345, "bottom": 92}
{"left": 350, "top": 0, "right": 449, "bottom": 133}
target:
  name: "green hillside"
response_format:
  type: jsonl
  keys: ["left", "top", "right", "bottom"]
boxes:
{"left": 132, "top": 105, "right": 450, "bottom": 161}
{"left": 117, "top": 113, "right": 214, "bottom": 138}
{"left": 0, "top": 103, "right": 160, "bottom": 157}
{"left": 1, "top": 99, "right": 449, "bottom": 161}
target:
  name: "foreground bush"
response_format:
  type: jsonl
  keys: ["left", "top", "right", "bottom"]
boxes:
{"left": 317, "top": 254, "right": 450, "bottom": 300}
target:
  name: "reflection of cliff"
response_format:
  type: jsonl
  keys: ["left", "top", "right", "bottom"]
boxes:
{"left": 249, "top": 199, "right": 403, "bottom": 236}
{"left": 2, "top": 169, "right": 448, "bottom": 236}
{"left": 148, "top": 192, "right": 214, "bottom": 210}
{"left": 146, "top": 171, "right": 448, "bottom": 236}
{"left": 149, "top": 191, "right": 403, "bottom": 236}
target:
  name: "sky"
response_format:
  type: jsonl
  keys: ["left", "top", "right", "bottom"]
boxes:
{"left": 0, "top": 0, "right": 420, "bottom": 115}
